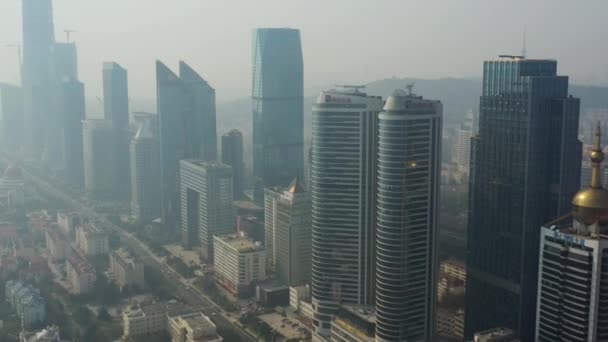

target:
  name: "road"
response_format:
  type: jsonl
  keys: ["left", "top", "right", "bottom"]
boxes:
{"left": 7, "top": 157, "right": 254, "bottom": 342}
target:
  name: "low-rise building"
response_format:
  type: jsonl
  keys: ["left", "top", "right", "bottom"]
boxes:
{"left": 45, "top": 230, "right": 70, "bottom": 262}
{"left": 169, "top": 312, "right": 223, "bottom": 342}
{"left": 75, "top": 223, "right": 109, "bottom": 256}
{"left": 5, "top": 280, "right": 46, "bottom": 328}
{"left": 213, "top": 234, "right": 265, "bottom": 298}
{"left": 109, "top": 248, "right": 145, "bottom": 290}
{"left": 122, "top": 301, "right": 191, "bottom": 338}
{"left": 66, "top": 253, "right": 96, "bottom": 295}
{"left": 330, "top": 305, "right": 375, "bottom": 342}
{"left": 289, "top": 284, "right": 313, "bottom": 319}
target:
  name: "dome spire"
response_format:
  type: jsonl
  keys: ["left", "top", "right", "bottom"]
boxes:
{"left": 590, "top": 121, "right": 604, "bottom": 189}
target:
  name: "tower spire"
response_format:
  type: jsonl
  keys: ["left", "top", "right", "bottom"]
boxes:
{"left": 591, "top": 122, "right": 604, "bottom": 189}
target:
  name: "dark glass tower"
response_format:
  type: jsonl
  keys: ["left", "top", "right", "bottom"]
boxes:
{"left": 103, "top": 62, "right": 130, "bottom": 199}
{"left": 465, "top": 57, "right": 582, "bottom": 341}
{"left": 60, "top": 77, "right": 85, "bottom": 189}
{"left": 221, "top": 129, "right": 244, "bottom": 200}
{"left": 157, "top": 61, "right": 217, "bottom": 229}
{"left": 252, "top": 28, "right": 304, "bottom": 188}
{"left": 22, "top": 0, "right": 55, "bottom": 157}
{"left": 375, "top": 90, "right": 442, "bottom": 342}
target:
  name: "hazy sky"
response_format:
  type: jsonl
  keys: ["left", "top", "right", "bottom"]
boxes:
{"left": 0, "top": 0, "right": 607, "bottom": 104}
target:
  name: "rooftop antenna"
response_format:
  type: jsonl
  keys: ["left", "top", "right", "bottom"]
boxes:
{"left": 521, "top": 26, "right": 527, "bottom": 58}
{"left": 406, "top": 83, "right": 415, "bottom": 96}
{"left": 64, "top": 29, "right": 76, "bottom": 43}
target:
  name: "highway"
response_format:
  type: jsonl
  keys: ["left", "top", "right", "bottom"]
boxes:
{"left": 8, "top": 157, "right": 254, "bottom": 342}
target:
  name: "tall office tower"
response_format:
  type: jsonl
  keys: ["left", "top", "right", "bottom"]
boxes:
{"left": 465, "top": 57, "right": 582, "bottom": 341}
{"left": 264, "top": 186, "right": 280, "bottom": 269}
{"left": 48, "top": 42, "right": 78, "bottom": 166}
{"left": 130, "top": 115, "right": 161, "bottom": 221}
{"left": 252, "top": 28, "right": 304, "bottom": 188}
{"left": 374, "top": 89, "right": 442, "bottom": 342}
{"left": 0, "top": 84, "right": 23, "bottom": 154}
{"left": 157, "top": 61, "right": 217, "bottom": 229}
{"left": 179, "top": 160, "right": 233, "bottom": 260}
{"left": 274, "top": 177, "right": 312, "bottom": 286}
{"left": 310, "top": 87, "right": 383, "bottom": 338}
{"left": 103, "top": 62, "right": 130, "bottom": 199}
{"left": 60, "top": 77, "right": 85, "bottom": 188}
{"left": 22, "top": 0, "right": 55, "bottom": 157}
{"left": 221, "top": 129, "right": 244, "bottom": 200}
{"left": 536, "top": 126, "right": 608, "bottom": 342}
{"left": 455, "top": 110, "right": 474, "bottom": 171}
{"left": 82, "top": 120, "right": 116, "bottom": 200}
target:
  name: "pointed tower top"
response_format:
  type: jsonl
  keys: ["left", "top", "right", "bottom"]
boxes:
{"left": 287, "top": 176, "right": 305, "bottom": 193}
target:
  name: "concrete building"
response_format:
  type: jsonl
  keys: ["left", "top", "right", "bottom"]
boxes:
{"left": 5, "top": 280, "right": 46, "bottom": 328}
{"left": 45, "top": 230, "right": 70, "bottom": 262}
{"left": 109, "top": 248, "right": 145, "bottom": 290}
{"left": 76, "top": 223, "right": 109, "bottom": 256}
{"left": 330, "top": 305, "right": 376, "bottom": 342}
{"left": 289, "top": 285, "right": 313, "bottom": 320}
{"left": 56, "top": 212, "right": 80, "bottom": 237}
{"left": 437, "top": 308, "right": 465, "bottom": 340}
{"left": 473, "top": 328, "right": 519, "bottom": 342}
{"left": 122, "top": 301, "right": 191, "bottom": 338}
{"left": 66, "top": 253, "right": 96, "bottom": 295}
{"left": 455, "top": 110, "right": 474, "bottom": 172}
{"left": 82, "top": 119, "right": 116, "bottom": 200}
{"left": 221, "top": 129, "right": 244, "bottom": 200}
{"left": 535, "top": 126, "right": 608, "bottom": 342}
{"left": 169, "top": 312, "right": 223, "bottom": 342}
{"left": 311, "top": 87, "right": 383, "bottom": 339}
{"left": 375, "top": 89, "right": 442, "bottom": 342}
{"left": 59, "top": 77, "right": 85, "bottom": 188}
{"left": 130, "top": 114, "right": 161, "bottom": 221}
{"left": 180, "top": 160, "right": 234, "bottom": 260}
{"left": 213, "top": 234, "right": 265, "bottom": 298}
{"left": 271, "top": 177, "right": 311, "bottom": 286}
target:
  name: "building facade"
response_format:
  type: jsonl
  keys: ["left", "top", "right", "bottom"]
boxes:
{"left": 76, "top": 223, "right": 109, "bottom": 256}
{"left": 330, "top": 305, "right": 376, "bottom": 342}
{"left": 157, "top": 61, "right": 217, "bottom": 230}
{"left": 59, "top": 77, "right": 85, "bottom": 188}
{"left": 45, "top": 230, "right": 70, "bottom": 262}
{"left": 465, "top": 57, "right": 582, "bottom": 341}
{"left": 375, "top": 89, "right": 442, "bottom": 342}
{"left": 109, "top": 248, "right": 145, "bottom": 290}
{"left": 213, "top": 234, "right": 266, "bottom": 298}
{"left": 130, "top": 114, "right": 161, "bottom": 221}
{"left": 0, "top": 83, "right": 24, "bottom": 154}
{"left": 82, "top": 119, "right": 116, "bottom": 200}
{"left": 122, "top": 301, "right": 191, "bottom": 338}
{"left": 221, "top": 129, "right": 244, "bottom": 200}
{"left": 311, "top": 88, "right": 383, "bottom": 338}
{"left": 180, "top": 160, "right": 233, "bottom": 260}
{"left": 169, "top": 312, "right": 223, "bottom": 342}
{"left": 252, "top": 28, "right": 304, "bottom": 188}
{"left": 66, "top": 253, "right": 96, "bottom": 295}
{"left": 455, "top": 110, "right": 474, "bottom": 171}
{"left": 5, "top": 280, "right": 46, "bottom": 328}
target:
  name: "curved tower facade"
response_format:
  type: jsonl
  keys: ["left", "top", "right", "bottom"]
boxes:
{"left": 375, "top": 90, "right": 442, "bottom": 342}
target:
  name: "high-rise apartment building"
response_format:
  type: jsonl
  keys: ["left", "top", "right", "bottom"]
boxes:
{"left": 157, "top": 61, "right": 217, "bottom": 229}
{"left": 82, "top": 119, "right": 116, "bottom": 200}
{"left": 221, "top": 129, "right": 244, "bottom": 200}
{"left": 271, "top": 177, "right": 311, "bottom": 286}
{"left": 60, "top": 77, "right": 85, "bottom": 188}
{"left": 103, "top": 62, "right": 130, "bottom": 199}
{"left": 180, "top": 160, "right": 233, "bottom": 260}
{"left": 22, "top": 0, "right": 55, "bottom": 157}
{"left": 130, "top": 114, "right": 161, "bottom": 221}
{"left": 311, "top": 87, "right": 383, "bottom": 338}
{"left": 375, "top": 89, "right": 442, "bottom": 342}
{"left": 252, "top": 28, "right": 304, "bottom": 188}
{"left": 465, "top": 57, "right": 582, "bottom": 341}
{"left": 535, "top": 126, "right": 608, "bottom": 342}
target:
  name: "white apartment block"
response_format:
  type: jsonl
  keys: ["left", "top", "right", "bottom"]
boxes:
{"left": 213, "top": 234, "right": 265, "bottom": 298}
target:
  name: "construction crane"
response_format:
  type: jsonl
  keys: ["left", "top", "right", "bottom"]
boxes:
{"left": 64, "top": 29, "right": 76, "bottom": 43}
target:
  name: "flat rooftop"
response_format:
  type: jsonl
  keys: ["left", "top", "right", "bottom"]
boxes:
{"left": 215, "top": 234, "right": 263, "bottom": 253}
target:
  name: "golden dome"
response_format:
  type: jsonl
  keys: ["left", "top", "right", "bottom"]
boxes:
{"left": 572, "top": 122, "right": 608, "bottom": 225}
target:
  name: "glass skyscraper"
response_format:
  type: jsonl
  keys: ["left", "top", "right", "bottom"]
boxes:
{"left": 375, "top": 90, "right": 442, "bottom": 342}
{"left": 157, "top": 61, "right": 217, "bottom": 229}
{"left": 465, "top": 57, "right": 582, "bottom": 341}
{"left": 310, "top": 88, "right": 383, "bottom": 339}
{"left": 252, "top": 28, "right": 304, "bottom": 188}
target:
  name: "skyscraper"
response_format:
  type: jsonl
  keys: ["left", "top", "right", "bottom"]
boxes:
{"left": 274, "top": 177, "right": 311, "bottom": 286}
{"left": 455, "top": 110, "right": 474, "bottom": 171}
{"left": 179, "top": 160, "right": 233, "bottom": 260}
{"left": 535, "top": 125, "right": 608, "bottom": 342}
{"left": 375, "top": 89, "right": 442, "bottom": 342}
{"left": 157, "top": 61, "right": 217, "bottom": 229}
{"left": 130, "top": 114, "right": 161, "bottom": 221}
{"left": 103, "top": 62, "right": 130, "bottom": 199}
{"left": 22, "top": 0, "right": 55, "bottom": 157}
{"left": 82, "top": 120, "right": 116, "bottom": 200}
{"left": 465, "top": 57, "right": 582, "bottom": 340}
{"left": 0, "top": 84, "right": 23, "bottom": 154}
{"left": 60, "top": 77, "right": 85, "bottom": 188}
{"left": 311, "top": 87, "right": 383, "bottom": 338}
{"left": 252, "top": 28, "right": 304, "bottom": 188}
{"left": 221, "top": 129, "right": 244, "bottom": 200}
